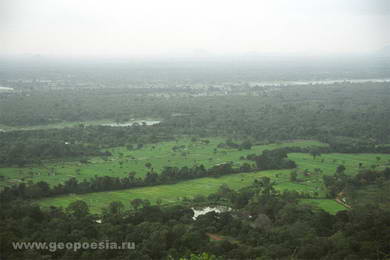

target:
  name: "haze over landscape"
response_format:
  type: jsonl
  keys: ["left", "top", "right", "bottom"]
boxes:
{"left": 1, "top": 0, "right": 390, "bottom": 58}
{"left": 1, "top": 1, "right": 390, "bottom": 260}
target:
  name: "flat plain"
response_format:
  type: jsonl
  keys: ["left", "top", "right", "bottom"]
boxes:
{"left": 30, "top": 138, "right": 390, "bottom": 213}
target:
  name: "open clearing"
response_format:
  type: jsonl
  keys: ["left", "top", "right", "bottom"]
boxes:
{"left": 3, "top": 136, "right": 389, "bottom": 214}
{"left": 0, "top": 138, "right": 327, "bottom": 188}
{"left": 300, "top": 199, "right": 348, "bottom": 215}
{"left": 34, "top": 139, "right": 390, "bottom": 214}
{"left": 38, "top": 169, "right": 288, "bottom": 212}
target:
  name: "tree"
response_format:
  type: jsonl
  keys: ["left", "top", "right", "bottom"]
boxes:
{"left": 128, "top": 171, "right": 136, "bottom": 179}
{"left": 240, "top": 140, "right": 252, "bottom": 150}
{"left": 310, "top": 149, "right": 321, "bottom": 160}
{"left": 336, "top": 165, "right": 346, "bottom": 174}
{"left": 131, "top": 198, "right": 143, "bottom": 210}
{"left": 254, "top": 177, "right": 276, "bottom": 197}
{"left": 66, "top": 200, "right": 89, "bottom": 218}
{"left": 290, "top": 171, "right": 298, "bottom": 182}
{"left": 217, "top": 184, "right": 235, "bottom": 200}
{"left": 251, "top": 213, "right": 272, "bottom": 231}
{"left": 107, "top": 201, "right": 124, "bottom": 215}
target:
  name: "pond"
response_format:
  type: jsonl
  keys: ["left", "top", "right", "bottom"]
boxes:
{"left": 192, "top": 206, "right": 232, "bottom": 220}
{"left": 101, "top": 120, "right": 161, "bottom": 127}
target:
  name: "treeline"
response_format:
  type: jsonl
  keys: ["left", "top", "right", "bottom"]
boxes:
{"left": 1, "top": 178, "right": 389, "bottom": 259}
{"left": 1, "top": 82, "right": 390, "bottom": 143}
{"left": 266, "top": 142, "right": 390, "bottom": 156}
{"left": 246, "top": 148, "right": 297, "bottom": 170}
{"left": 321, "top": 135, "right": 390, "bottom": 154}
{"left": 0, "top": 149, "right": 297, "bottom": 201}
{"left": 0, "top": 124, "right": 174, "bottom": 166}
{"left": 0, "top": 142, "right": 108, "bottom": 167}
{"left": 327, "top": 142, "right": 390, "bottom": 154}
{"left": 323, "top": 167, "right": 390, "bottom": 198}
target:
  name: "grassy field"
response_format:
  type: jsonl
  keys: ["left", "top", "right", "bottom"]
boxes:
{"left": 289, "top": 152, "right": 390, "bottom": 177}
{"left": 0, "top": 138, "right": 327, "bottom": 188}
{"left": 37, "top": 169, "right": 287, "bottom": 212}
{"left": 35, "top": 147, "right": 390, "bottom": 214}
{"left": 3, "top": 136, "right": 389, "bottom": 214}
{"left": 300, "top": 199, "right": 348, "bottom": 215}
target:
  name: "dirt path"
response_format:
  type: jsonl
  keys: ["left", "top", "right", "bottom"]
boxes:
{"left": 206, "top": 233, "right": 224, "bottom": 241}
{"left": 335, "top": 198, "right": 352, "bottom": 209}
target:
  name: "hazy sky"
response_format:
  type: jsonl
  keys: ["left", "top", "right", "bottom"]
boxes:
{"left": 0, "top": 0, "right": 389, "bottom": 57}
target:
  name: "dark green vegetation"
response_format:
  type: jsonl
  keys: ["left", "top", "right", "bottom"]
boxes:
{"left": 1, "top": 81, "right": 390, "bottom": 144}
{"left": 1, "top": 177, "right": 389, "bottom": 259}
{"left": 0, "top": 60, "right": 390, "bottom": 259}
{"left": 323, "top": 167, "right": 390, "bottom": 209}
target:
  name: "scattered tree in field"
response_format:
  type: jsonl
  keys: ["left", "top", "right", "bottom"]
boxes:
{"left": 290, "top": 170, "right": 298, "bottom": 182}
{"left": 310, "top": 149, "right": 321, "bottom": 160}
{"left": 131, "top": 198, "right": 143, "bottom": 210}
{"left": 240, "top": 140, "right": 252, "bottom": 150}
{"left": 336, "top": 165, "right": 346, "bottom": 174}
{"left": 201, "top": 139, "right": 210, "bottom": 144}
{"left": 128, "top": 171, "right": 136, "bottom": 179}
{"left": 107, "top": 201, "right": 124, "bottom": 215}
{"left": 314, "top": 168, "right": 321, "bottom": 174}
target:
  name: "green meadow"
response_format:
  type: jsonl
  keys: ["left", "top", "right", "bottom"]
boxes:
{"left": 38, "top": 169, "right": 286, "bottom": 212}
{"left": 300, "top": 199, "right": 348, "bottom": 215}
{"left": 39, "top": 167, "right": 338, "bottom": 213}
{"left": 2, "top": 136, "right": 389, "bottom": 214}
{"left": 33, "top": 139, "right": 390, "bottom": 214}
{"left": 289, "top": 152, "right": 390, "bottom": 177}
{"left": 0, "top": 138, "right": 327, "bottom": 188}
